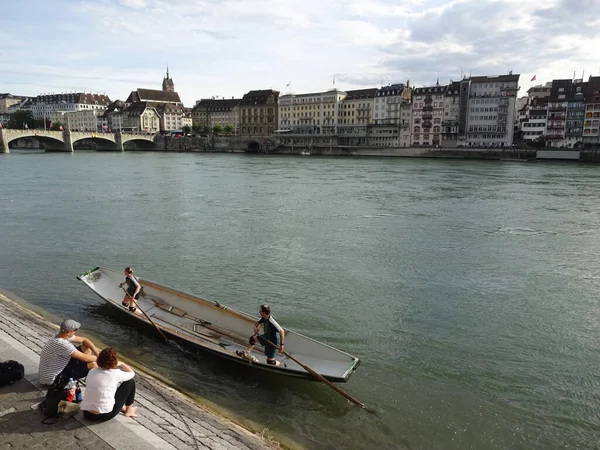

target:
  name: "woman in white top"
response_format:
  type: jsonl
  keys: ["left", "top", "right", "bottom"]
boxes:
{"left": 80, "top": 347, "right": 137, "bottom": 422}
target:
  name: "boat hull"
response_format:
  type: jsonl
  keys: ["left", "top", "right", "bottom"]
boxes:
{"left": 77, "top": 267, "right": 360, "bottom": 382}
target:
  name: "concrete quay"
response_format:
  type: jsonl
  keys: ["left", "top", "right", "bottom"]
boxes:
{"left": 0, "top": 291, "right": 280, "bottom": 450}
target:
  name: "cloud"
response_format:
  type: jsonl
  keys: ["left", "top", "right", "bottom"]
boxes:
{"left": 0, "top": 0, "right": 598, "bottom": 104}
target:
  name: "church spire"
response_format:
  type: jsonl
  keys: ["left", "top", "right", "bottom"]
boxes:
{"left": 162, "top": 65, "right": 174, "bottom": 93}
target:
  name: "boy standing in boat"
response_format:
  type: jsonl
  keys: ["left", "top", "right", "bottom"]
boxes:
{"left": 237, "top": 304, "right": 285, "bottom": 365}
{"left": 119, "top": 267, "right": 141, "bottom": 312}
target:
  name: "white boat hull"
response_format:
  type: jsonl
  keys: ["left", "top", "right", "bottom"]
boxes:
{"left": 77, "top": 267, "right": 361, "bottom": 382}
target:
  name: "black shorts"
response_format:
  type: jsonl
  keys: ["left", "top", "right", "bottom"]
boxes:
{"left": 59, "top": 346, "right": 90, "bottom": 381}
{"left": 127, "top": 289, "right": 140, "bottom": 300}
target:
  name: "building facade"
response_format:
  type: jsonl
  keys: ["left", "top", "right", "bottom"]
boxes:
{"left": 372, "top": 83, "right": 413, "bottom": 147}
{"left": 442, "top": 81, "right": 461, "bottom": 146}
{"left": 583, "top": 76, "right": 600, "bottom": 146}
{"left": 239, "top": 89, "right": 279, "bottom": 137}
{"left": 546, "top": 79, "right": 586, "bottom": 148}
{"left": 30, "top": 93, "right": 111, "bottom": 121}
{"left": 463, "top": 74, "right": 520, "bottom": 147}
{"left": 156, "top": 103, "right": 192, "bottom": 131}
{"left": 0, "top": 94, "right": 25, "bottom": 113}
{"left": 49, "top": 109, "right": 105, "bottom": 131}
{"left": 412, "top": 84, "right": 445, "bottom": 146}
{"left": 518, "top": 84, "right": 551, "bottom": 143}
{"left": 123, "top": 102, "right": 161, "bottom": 133}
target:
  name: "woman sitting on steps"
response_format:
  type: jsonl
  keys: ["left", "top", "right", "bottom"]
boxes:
{"left": 80, "top": 347, "right": 137, "bottom": 422}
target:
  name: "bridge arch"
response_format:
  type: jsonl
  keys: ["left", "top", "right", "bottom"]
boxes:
{"left": 72, "top": 136, "right": 119, "bottom": 151}
{"left": 6, "top": 132, "right": 64, "bottom": 145}
{"left": 7, "top": 134, "right": 65, "bottom": 151}
{"left": 123, "top": 138, "right": 156, "bottom": 150}
{"left": 247, "top": 141, "right": 261, "bottom": 152}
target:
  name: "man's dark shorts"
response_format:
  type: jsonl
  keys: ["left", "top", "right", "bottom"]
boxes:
{"left": 58, "top": 346, "right": 90, "bottom": 381}
{"left": 257, "top": 335, "right": 279, "bottom": 359}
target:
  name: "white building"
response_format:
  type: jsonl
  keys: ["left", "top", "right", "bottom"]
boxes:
{"left": 156, "top": 104, "right": 192, "bottom": 131}
{"left": 30, "top": 93, "right": 111, "bottom": 121}
{"left": 519, "top": 84, "right": 551, "bottom": 143}
{"left": 369, "top": 83, "right": 413, "bottom": 147}
{"left": 463, "top": 74, "right": 520, "bottom": 147}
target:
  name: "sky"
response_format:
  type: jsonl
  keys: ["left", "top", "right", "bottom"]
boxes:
{"left": 1, "top": 0, "right": 599, "bottom": 106}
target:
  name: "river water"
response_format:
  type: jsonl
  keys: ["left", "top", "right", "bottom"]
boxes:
{"left": 1, "top": 150, "right": 599, "bottom": 450}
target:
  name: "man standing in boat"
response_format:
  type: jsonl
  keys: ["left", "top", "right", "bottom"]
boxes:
{"left": 119, "top": 267, "right": 141, "bottom": 312}
{"left": 237, "top": 304, "right": 285, "bottom": 366}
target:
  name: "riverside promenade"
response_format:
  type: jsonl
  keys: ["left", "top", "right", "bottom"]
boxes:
{"left": 0, "top": 291, "right": 278, "bottom": 450}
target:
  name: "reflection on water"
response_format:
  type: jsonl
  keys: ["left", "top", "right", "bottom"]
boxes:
{"left": 1, "top": 152, "right": 600, "bottom": 449}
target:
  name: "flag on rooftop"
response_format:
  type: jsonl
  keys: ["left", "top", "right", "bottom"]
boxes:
{"left": 530, "top": 75, "right": 536, "bottom": 82}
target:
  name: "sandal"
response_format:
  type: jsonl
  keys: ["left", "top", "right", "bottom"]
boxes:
{"left": 122, "top": 302, "right": 128, "bottom": 307}
{"left": 129, "top": 306, "right": 137, "bottom": 312}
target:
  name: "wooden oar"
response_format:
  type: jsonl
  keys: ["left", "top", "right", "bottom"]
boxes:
{"left": 263, "top": 338, "right": 373, "bottom": 413}
{"left": 121, "top": 286, "right": 170, "bottom": 343}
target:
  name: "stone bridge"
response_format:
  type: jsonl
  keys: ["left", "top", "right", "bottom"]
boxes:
{"left": 0, "top": 129, "right": 156, "bottom": 153}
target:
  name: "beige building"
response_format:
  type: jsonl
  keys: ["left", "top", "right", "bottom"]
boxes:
{"left": 192, "top": 98, "right": 240, "bottom": 132}
{"left": 54, "top": 109, "right": 104, "bottom": 131}
{"left": 278, "top": 89, "right": 345, "bottom": 134}
{"left": 0, "top": 94, "right": 25, "bottom": 113}
{"left": 123, "top": 102, "right": 161, "bottom": 133}
{"left": 239, "top": 89, "right": 279, "bottom": 137}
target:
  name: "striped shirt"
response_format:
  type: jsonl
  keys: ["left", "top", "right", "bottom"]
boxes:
{"left": 38, "top": 336, "right": 77, "bottom": 385}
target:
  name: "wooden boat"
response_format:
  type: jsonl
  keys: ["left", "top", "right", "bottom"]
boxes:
{"left": 77, "top": 267, "right": 361, "bottom": 382}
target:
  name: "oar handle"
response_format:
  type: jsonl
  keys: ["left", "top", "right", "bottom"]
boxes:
{"left": 263, "top": 338, "right": 369, "bottom": 411}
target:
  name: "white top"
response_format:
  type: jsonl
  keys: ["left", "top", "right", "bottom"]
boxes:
{"left": 38, "top": 336, "right": 77, "bottom": 385}
{"left": 80, "top": 367, "right": 135, "bottom": 414}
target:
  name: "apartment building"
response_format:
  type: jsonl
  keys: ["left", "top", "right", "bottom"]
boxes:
{"left": 30, "top": 93, "right": 111, "bottom": 121}
{"left": 463, "top": 74, "right": 520, "bottom": 147}
{"left": 411, "top": 84, "right": 445, "bottom": 146}
{"left": 583, "top": 76, "right": 600, "bottom": 146}
{"left": 239, "top": 89, "right": 279, "bottom": 137}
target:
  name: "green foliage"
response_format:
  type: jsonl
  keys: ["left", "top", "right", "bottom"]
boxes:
{"left": 182, "top": 125, "right": 191, "bottom": 135}
{"left": 212, "top": 124, "right": 223, "bottom": 134}
{"left": 8, "top": 110, "right": 35, "bottom": 129}
{"left": 527, "top": 135, "right": 546, "bottom": 148}
{"left": 223, "top": 124, "right": 234, "bottom": 134}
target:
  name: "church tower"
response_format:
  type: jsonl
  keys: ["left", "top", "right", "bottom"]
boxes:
{"left": 162, "top": 66, "right": 174, "bottom": 92}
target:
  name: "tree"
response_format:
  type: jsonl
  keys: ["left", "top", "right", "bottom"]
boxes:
{"left": 192, "top": 123, "right": 202, "bottom": 134}
{"left": 182, "top": 125, "right": 191, "bottom": 135}
{"left": 223, "top": 124, "right": 234, "bottom": 134}
{"left": 527, "top": 135, "right": 546, "bottom": 148}
{"left": 49, "top": 121, "right": 64, "bottom": 131}
{"left": 213, "top": 124, "right": 223, "bottom": 135}
{"left": 8, "top": 110, "right": 35, "bottom": 129}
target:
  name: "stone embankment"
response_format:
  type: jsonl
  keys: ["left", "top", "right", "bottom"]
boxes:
{"left": 0, "top": 290, "right": 281, "bottom": 450}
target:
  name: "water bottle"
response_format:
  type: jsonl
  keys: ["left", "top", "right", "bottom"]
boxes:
{"left": 75, "top": 382, "right": 82, "bottom": 403}
{"left": 66, "top": 378, "right": 75, "bottom": 402}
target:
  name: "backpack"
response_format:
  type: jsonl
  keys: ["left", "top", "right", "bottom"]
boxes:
{"left": 0, "top": 360, "right": 24, "bottom": 387}
{"left": 39, "top": 373, "right": 70, "bottom": 422}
